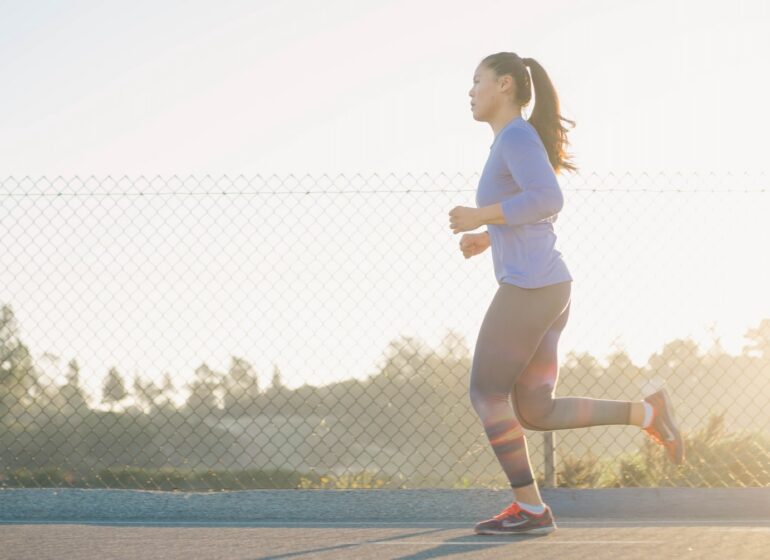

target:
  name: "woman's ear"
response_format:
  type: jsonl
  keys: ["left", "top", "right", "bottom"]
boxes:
{"left": 498, "top": 74, "right": 515, "bottom": 96}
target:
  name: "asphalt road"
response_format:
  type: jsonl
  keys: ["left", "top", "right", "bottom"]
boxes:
{"left": 2, "top": 488, "right": 769, "bottom": 559}
{"left": 3, "top": 519, "right": 770, "bottom": 560}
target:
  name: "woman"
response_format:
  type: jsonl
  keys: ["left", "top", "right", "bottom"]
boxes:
{"left": 448, "top": 52, "right": 684, "bottom": 536}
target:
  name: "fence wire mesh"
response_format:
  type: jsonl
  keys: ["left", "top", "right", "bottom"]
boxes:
{"left": 1, "top": 173, "right": 769, "bottom": 490}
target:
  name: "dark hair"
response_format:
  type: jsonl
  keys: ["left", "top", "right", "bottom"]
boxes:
{"left": 481, "top": 52, "right": 577, "bottom": 173}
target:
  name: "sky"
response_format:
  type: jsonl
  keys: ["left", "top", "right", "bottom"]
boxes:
{"left": 1, "top": 0, "right": 769, "bottom": 403}
{"left": 2, "top": 0, "right": 770, "bottom": 176}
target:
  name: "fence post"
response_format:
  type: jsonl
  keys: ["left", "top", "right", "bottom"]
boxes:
{"left": 543, "top": 431, "right": 557, "bottom": 488}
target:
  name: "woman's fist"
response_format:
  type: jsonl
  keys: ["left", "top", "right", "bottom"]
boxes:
{"left": 459, "top": 232, "right": 490, "bottom": 259}
{"left": 448, "top": 206, "right": 484, "bottom": 234}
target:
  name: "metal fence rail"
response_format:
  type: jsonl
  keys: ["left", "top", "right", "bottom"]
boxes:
{"left": 1, "top": 173, "right": 768, "bottom": 490}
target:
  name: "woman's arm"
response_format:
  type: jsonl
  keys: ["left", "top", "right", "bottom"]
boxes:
{"left": 479, "top": 127, "right": 564, "bottom": 227}
{"left": 477, "top": 203, "right": 507, "bottom": 226}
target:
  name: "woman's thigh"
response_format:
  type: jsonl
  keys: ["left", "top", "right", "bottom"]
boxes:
{"left": 469, "top": 281, "right": 571, "bottom": 397}
{"left": 515, "top": 300, "right": 570, "bottom": 391}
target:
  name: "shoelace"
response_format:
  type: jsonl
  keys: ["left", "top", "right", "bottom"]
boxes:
{"left": 494, "top": 502, "right": 522, "bottom": 520}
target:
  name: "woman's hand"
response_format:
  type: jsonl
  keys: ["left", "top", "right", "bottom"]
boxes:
{"left": 459, "top": 232, "right": 491, "bottom": 259}
{"left": 449, "top": 206, "right": 485, "bottom": 234}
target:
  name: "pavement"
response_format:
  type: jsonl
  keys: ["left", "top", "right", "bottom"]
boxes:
{"left": 2, "top": 488, "right": 769, "bottom": 559}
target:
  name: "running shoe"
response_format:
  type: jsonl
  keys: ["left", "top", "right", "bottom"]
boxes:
{"left": 474, "top": 501, "right": 557, "bottom": 535}
{"left": 643, "top": 388, "right": 685, "bottom": 464}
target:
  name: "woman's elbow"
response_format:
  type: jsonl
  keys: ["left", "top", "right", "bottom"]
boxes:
{"left": 547, "top": 189, "right": 564, "bottom": 216}
{"left": 556, "top": 190, "right": 565, "bottom": 213}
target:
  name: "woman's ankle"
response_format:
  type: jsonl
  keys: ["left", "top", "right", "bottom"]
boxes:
{"left": 512, "top": 483, "right": 543, "bottom": 506}
{"left": 629, "top": 401, "right": 645, "bottom": 427}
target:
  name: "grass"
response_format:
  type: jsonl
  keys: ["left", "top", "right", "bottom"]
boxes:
{"left": 2, "top": 415, "right": 767, "bottom": 490}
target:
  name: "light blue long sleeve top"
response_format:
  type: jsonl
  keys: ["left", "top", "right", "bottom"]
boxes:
{"left": 475, "top": 115, "right": 573, "bottom": 289}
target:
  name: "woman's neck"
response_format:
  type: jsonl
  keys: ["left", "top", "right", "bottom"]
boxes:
{"left": 490, "top": 109, "right": 523, "bottom": 138}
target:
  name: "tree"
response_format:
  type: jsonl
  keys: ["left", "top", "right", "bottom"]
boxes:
{"left": 438, "top": 329, "right": 470, "bottom": 362}
{"left": 378, "top": 335, "right": 428, "bottom": 383}
{"left": 184, "top": 362, "right": 224, "bottom": 415}
{"left": 132, "top": 373, "right": 162, "bottom": 412}
{"left": 102, "top": 367, "right": 127, "bottom": 410}
{"left": 223, "top": 356, "right": 260, "bottom": 416}
{"left": 160, "top": 372, "right": 175, "bottom": 405}
{"left": 270, "top": 363, "right": 284, "bottom": 391}
{"left": 0, "top": 305, "right": 41, "bottom": 419}
{"left": 657, "top": 338, "right": 701, "bottom": 371}
{"left": 742, "top": 318, "right": 770, "bottom": 360}
{"left": 59, "top": 358, "right": 89, "bottom": 416}
{"left": 264, "top": 363, "right": 291, "bottom": 414}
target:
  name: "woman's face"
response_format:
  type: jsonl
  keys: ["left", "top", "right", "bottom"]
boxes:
{"left": 468, "top": 63, "right": 514, "bottom": 122}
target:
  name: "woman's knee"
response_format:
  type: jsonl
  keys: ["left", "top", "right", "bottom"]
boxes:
{"left": 514, "top": 409, "right": 541, "bottom": 431}
{"left": 469, "top": 384, "right": 510, "bottom": 419}
{"left": 512, "top": 383, "right": 556, "bottom": 430}
{"left": 468, "top": 385, "right": 484, "bottom": 414}
{"left": 468, "top": 385, "right": 493, "bottom": 417}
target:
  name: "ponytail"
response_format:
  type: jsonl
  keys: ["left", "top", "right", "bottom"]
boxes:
{"left": 481, "top": 52, "right": 577, "bottom": 173}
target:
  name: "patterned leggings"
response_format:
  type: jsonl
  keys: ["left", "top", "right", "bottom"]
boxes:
{"left": 469, "top": 280, "right": 632, "bottom": 488}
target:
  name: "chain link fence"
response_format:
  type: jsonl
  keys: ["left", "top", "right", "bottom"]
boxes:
{"left": 1, "top": 173, "right": 769, "bottom": 490}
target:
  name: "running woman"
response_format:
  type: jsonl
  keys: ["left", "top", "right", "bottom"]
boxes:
{"left": 448, "top": 52, "right": 685, "bottom": 536}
